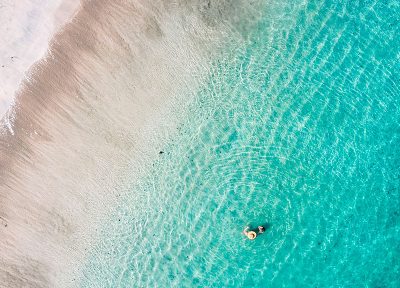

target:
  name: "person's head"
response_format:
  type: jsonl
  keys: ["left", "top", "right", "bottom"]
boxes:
{"left": 247, "top": 231, "right": 257, "bottom": 240}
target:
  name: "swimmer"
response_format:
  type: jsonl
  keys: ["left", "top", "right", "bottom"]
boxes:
{"left": 258, "top": 226, "right": 265, "bottom": 234}
{"left": 243, "top": 226, "right": 257, "bottom": 240}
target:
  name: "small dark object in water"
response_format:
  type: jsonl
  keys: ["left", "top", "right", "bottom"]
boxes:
{"left": 159, "top": 151, "right": 164, "bottom": 154}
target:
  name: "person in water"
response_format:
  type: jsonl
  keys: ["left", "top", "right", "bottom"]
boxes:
{"left": 243, "top": 225, "right": 266, "bottom": 240}
{"left": 243, "top": 226, "right": 257, "bottom": 240}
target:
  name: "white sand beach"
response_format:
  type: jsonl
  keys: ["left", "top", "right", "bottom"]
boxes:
{"left": 0, "top": 1, "right": 263, "bottom": 286}
{"left": 0, "top": 0, "right": 80, "bottom": 118}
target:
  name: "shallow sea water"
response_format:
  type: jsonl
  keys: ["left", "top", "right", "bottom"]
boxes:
{"left": 80, "top": 1, "right": 399, "bottom": 287}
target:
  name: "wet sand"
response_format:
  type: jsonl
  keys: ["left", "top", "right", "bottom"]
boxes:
{"left": 0, "top": 1, "right": 263, "bottom": 286}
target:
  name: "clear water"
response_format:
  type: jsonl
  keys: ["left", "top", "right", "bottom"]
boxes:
{"left": 80, "top": 1, "right": 399, "bottom": 287}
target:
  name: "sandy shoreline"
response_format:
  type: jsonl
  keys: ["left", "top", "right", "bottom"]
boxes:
{"left": 0, "top": 1, "right": 263, "bottom": 287}
{"left": 0, "top": 0, "right": 80, "bottom": 118}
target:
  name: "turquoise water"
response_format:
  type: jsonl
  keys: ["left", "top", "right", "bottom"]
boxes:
{"left": 81, "top": 1, "right": 399, "bottom": 287}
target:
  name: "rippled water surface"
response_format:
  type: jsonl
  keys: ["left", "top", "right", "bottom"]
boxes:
{"left": 81, "top": 1, "right": 399, "bottom": 287}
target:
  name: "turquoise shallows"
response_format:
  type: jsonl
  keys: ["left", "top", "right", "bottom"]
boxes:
{"left": 81, "top": 1, "right": 399, "bottom": 287}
